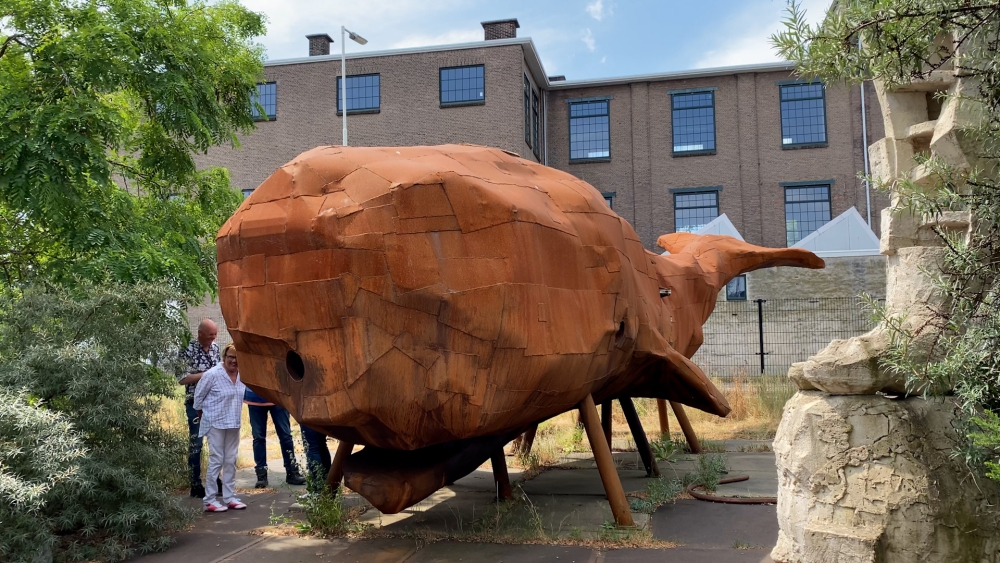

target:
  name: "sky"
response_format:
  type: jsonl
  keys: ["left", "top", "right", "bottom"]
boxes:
{"left": 239, "top": 0, "right": 832, "bottom": 80}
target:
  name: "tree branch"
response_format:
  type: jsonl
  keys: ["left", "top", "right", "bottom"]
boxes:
{"left": 0, "top": 33, "right": 28, "bottom": 59}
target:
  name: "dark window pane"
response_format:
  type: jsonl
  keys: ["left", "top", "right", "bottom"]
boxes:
{"left": 672, "top": 91, "right": 715, "bottom": 153}
{"left": 780, "top": 83, "right": 826, "bottom": 145}
{"left": 569, "top": 101, "right": 610, "bottom": 160}
{"left": 337, "top": 74, "right": 380, "bottom": 112}
{"left": 785, "top": 185, "right": 831, "bottom": 245}
{"left": 674, "top": 191, "right": 719, "bottom": 232}
{"left": 441, "top": 65, "right": 485, "bottom": 104}
{"left": 532, "top": 90, "right": 539, "bottom": 158}
{"left": 251, "top": 82, "right": 277, "bottom": 120}
{"left": 726, "top": 275, "right": 747, "bottom": 301}
{"left": 524, "top": 75, "right": 531, "bottom": 147}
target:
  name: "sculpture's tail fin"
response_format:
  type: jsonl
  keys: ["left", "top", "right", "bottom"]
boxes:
{"left": 656, "top": 233, "right": 825, "bottom": 293}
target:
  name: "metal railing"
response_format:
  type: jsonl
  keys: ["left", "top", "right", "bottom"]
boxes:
{"left": 693, "top": 297, "right": 878, "bottom": 379}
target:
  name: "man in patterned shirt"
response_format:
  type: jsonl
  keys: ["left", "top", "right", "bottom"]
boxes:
{"left": 179, "top": 319, "right": 220, "bottom": 498}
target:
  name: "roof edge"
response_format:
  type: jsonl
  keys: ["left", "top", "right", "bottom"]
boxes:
{"left": 547, "top": 61, "right": 797, "bottom": 89}
{"left": 264, "top": 37, "right": 533, "bottom": 68}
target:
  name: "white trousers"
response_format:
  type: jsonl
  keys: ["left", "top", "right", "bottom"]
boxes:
{"left": 205, "top": 427, "right": 240, "bottom": 504}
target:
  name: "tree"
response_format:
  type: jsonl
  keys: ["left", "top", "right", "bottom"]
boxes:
{"left": 0, "top": 0, "right": 265, "bottom": 299}
{"left": 772, "top": 0, "right": 1000, "bottom": 481}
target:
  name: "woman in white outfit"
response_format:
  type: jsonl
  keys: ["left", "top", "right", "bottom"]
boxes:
{"left": 193, "top": 342, "right": 247, "bottom": 512}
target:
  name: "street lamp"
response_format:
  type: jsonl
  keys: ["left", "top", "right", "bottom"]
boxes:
{"left": 341, "top": 26, "right": 368, "bottom": 146}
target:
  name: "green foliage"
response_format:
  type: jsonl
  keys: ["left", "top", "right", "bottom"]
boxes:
{"left": 0, "top": 283, "right": 196, "bottom": 561}
{"left": 629, "top": 476, "right": 682, "bottom": 514}
{"left": 0, "top": 393, "right": 87, "bottom": 562}
{"left": 772, "top": 0, "right": 1000, "bottom": 483}
{"left": 0, "top": 0, "right": 264, "bottom": 298}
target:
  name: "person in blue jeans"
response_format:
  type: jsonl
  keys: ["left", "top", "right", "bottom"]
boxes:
{"left": 300, "top": 424, "right": 332, "bottom": 494}
{"left": 244, "top": 388, "right": 306, "bottom": 488}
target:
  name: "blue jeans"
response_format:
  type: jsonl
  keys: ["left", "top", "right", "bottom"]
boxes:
{"left": 185, "top": 403, "right": 204, "bottom": 486}
{"left": 247, "top": 404, "right": 299, "bottom": 472}
{"left": 300, "top": 424, "right": 331, "bottom": 493}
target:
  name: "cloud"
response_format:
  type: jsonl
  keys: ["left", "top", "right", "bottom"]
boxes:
{"left": 581, "top": 28, "right": 596, "bottom": 52}
{"left": 586, "top": 0, "right": 610, "bottom": 21}
{"left": 390, "top": 29, "right": 482, "bottom": 49}
{"left": 601, "top": 56, "right": 606, "bottom": 63}
{"left": 693, "top": 0, "right": 830, "bottom": 68}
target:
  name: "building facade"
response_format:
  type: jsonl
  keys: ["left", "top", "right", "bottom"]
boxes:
{"left": 196, "top": 19, "right": 887, "bottom": 254}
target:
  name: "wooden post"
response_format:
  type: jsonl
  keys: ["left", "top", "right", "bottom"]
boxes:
{"left": 656, "top": 399, "right": 670, "bottom": 437}
{"left": 579, "top": 394, "right": 634, "bottom": 527}
{"left": 601, "top": 400, "right": 613, "bottom": 450}
{"left": 619, "top": 397, "right": 660, "bottom": 478}
{"left": 669, "top": 402, "right": 701, "bottom": 454}
{"left": 490, "top": 449, "right": 513, "bottom": 500}
{"left": 326, "top": 440, "right": 353, "bottom": 493}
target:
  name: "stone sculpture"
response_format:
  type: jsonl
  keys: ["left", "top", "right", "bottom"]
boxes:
{"left": 216, "top": 144, "right": 823, "bottom": 520}
{"left": 772, "top": 38, "right": 1000, "bottom": 563}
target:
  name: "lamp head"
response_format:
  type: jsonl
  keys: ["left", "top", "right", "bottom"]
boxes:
{"left": 349, "top": 32, "right": 367, "bottom": 45}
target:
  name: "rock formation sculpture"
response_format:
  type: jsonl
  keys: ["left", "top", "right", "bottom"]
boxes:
{"left": 216, "top": 144, "right": 823, "bottom": 519}
{"left": 772, "top": 41, "right": 1000, "bottom": 563}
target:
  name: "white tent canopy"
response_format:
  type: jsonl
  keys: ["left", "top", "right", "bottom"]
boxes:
{"left": 792, "top": 207, "right": 880, "bottom": 257}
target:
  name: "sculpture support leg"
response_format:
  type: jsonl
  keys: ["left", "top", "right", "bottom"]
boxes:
{"left": 601, "top": 400, "right": 613, "bottom": 450}
{"left": 326, "top": 440, "right": 353, "bottom": 493}
{"left": 620, "top": 398, "right": 660, "bottom": 478}
{"left": 490, "top": 449, "right": 513, "bottom": 500}
{"left": 669, "top": 402, "right": 701, "bottom": 454}
{"left": 579, "top": 394, "right": 635, "bottom": 527}
{"left": 519, "top": 424, "right": 538, "bottom": 457}
{"left": 656, "top": 399, "right": 670, "bottom": 437}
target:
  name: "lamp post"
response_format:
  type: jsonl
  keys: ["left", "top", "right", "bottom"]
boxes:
{"left": 341, "top": 26, "right": 368, "bottom": 146}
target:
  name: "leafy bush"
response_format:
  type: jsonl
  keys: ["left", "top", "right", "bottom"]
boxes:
{"left": 0, "top": 283, "right": 195, "bottom": 561}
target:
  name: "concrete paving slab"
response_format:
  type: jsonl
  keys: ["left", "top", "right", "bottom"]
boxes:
{"left": 604, "top": 546, "right": 772, "bottom": 562}
{"left": 323, "top": 538, "right": 419, "bottom": 563}
{"left": 407, "top": 542, "right": 596, "bottom": 563}
{"left": 652, "top": 499, "right": 778, "bottom": 549}
{"left": 521, "top": 468, "right": 651, "bottom": 496}
{"left": 225, "top": 536, "right": 348, "bottom": 562}
{"left": 132, "top": 531, "right": 262, "bottom": 563}
{"left": 452, "top": 467, "right": 525, "bottom": 492}
{"left": 552, "top": 451, "right": 646, "bottom": 471}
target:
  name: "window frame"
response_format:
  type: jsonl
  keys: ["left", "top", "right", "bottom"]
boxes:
{"left": 241, "top": 188, "right": 254, "bottom": 199}
{"left": 251, "top": 82, "right": 277, "bottom": 122}
{"left": 602, "top": 191, "right": 616, "bottom": 210}
{"left": 783, "top": 182, "right": 833, "bottom": 246}
{"left": 779, "top": 81, "right": 828, "bottom": 149}
{"left": 336, "top": 73, "right": 381, "bottom": 115}
{"left": 567, "top": 98, "right": 611, "bottom": 163}
{"left": 673, "top": 189, "right": 720, "bottom": 233}
{"left": 531, "top": 89, "right": 540, "bottom": 159}
{"left": 670, "top": 89, "right": 716, "bottom": 157}
{"left": 439, "top": 64, "right": 486, "bottom": 108}
{"left": 524, "top": 74, "right": 532, "bottom": 148}
{"left": 726, "top": 274, "right": 748, "bottom": 301}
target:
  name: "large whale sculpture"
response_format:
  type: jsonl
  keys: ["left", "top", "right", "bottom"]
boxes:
{"left": 216, "top": 144, "right": 823, "bottom": 516}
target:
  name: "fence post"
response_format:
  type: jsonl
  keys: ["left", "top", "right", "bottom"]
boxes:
{"left": 756, "top": 298, "right": 766, "bottom": 374}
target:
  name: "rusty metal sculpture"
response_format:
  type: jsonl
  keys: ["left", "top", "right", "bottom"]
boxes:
{"left": 216, "top": 145, "right": 823, "bottom": 524}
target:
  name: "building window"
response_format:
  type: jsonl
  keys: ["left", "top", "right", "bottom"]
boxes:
{"left": 524, "top": 75, "right": 532, "bottom": 148}
{"left": 674, "top": 191, "right": 719, "bottom": 233}
{"left": 251, "top": 82, "right": 276, "bottom": 121}
{"left": 531, "top": 90, "right": 540, "bottom": 159}
{"left": 440, "top": 65, "right": 484, "bottom": 106}
{"left": 785, "top": 184, "right": 831, "bottom": 245}
{"left": 671, "top": 91, "right": 715, "bottom": 155}
{"left": 336, "top": 74, "right": 380, "bottom": 114}
{"left": 602, "top": 192, "right": 615, "bottom": 209}
{"left": 241, "top": 188, "right": 254, "bottom": 198}
{"left": 569, "top": 100, "right": 610, "bottom": 161}
{"left": 780, "top": 83, "right": 827, "bottom": 147}
{"left": 726, "top": 275, "right": 747, "bottom": 301}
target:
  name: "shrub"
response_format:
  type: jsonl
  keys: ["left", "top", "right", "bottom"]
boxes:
{"left": 0, "top": 283, "right": 195, "bottom": 561}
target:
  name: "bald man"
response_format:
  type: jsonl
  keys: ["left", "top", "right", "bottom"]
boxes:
{"left": 179, "top": 319, "right": 221, "bottom": 498}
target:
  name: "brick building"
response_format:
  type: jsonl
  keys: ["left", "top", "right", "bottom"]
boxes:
{"left": 191, "top": 19, "right": 888, "bottom": 339}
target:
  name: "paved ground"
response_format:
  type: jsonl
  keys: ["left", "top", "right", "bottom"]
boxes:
{"left": 133, "top": 441, "right": 777, "bottom": 563}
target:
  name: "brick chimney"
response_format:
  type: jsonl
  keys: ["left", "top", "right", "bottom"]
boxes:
{"left": 481, "top": 19, "right": 519, "bottom": 41}
{"left": 306, "top": 33, "right": 334, "bottom": 56}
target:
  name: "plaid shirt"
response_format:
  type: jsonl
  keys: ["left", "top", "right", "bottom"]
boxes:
{"left": 192, "top": 364, "right": 246, "bottom": 437}
{"left": 179, "top": 341, "right": 220, "bottom": 404}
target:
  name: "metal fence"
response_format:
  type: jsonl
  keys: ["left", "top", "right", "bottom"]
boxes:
{"left": 692, "top": 298, "right": 878, "bottom": 379}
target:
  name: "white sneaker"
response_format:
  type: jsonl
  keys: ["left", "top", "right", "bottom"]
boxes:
{"left": 204, "top": 499, "right": 228, "bottom": 512}
{"left": 227, "top": 498, "right": 247, "bottom": 510}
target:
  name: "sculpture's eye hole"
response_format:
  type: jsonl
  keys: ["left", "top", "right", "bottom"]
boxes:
{"left": 286, "top": 351, "right": 305, "bottom": 381}
{"left": 615, "top": 320, "right": 626, "bottom": 341}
